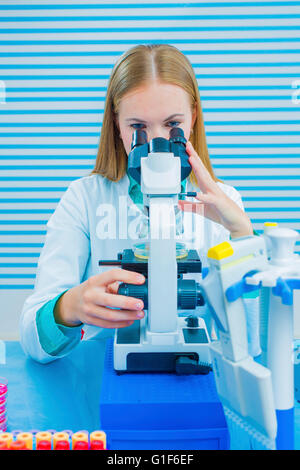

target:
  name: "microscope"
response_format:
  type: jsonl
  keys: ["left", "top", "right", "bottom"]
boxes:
{"left": 99, "top": 128, "right": 211, "bottom": 374}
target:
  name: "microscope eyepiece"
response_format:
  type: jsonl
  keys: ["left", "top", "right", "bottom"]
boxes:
{"left": 169, "top": 127, "right": 187, "bottom": 146}
{"left": 131, "top": 129, "right": 148, "bottom": 150}
{"left": 128, "top": 125, "right": 191, "bottom": 185}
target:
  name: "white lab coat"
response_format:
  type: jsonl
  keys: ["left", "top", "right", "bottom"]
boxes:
{"left": 20, "top": 173, "right": 259, "bottom": 363}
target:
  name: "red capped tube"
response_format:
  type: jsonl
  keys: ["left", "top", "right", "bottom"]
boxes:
{"left": 36, "top": 440, "right": 52, "bottom": 450}
{"left": 55, "top": 440, "right": 70, "bottom": 450}
{"left": 73, "top": 441, "right": 89, "bottom": 450}
{"left": 9, "top": 440, "right": 27, "bottom": 450}
{"left": 90, "top": 440, "right": 105, "bottom": 450}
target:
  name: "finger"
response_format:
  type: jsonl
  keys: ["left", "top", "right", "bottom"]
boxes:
{"left": 186, "top": 140, "right": 198, "bottom": 157}
{"left": 92, "top": 289, "right": 144, "bottom": 311}
{"left": 86, "top": 304, "right": 145, "bottom": 323}
{"left": 85, "top": 317, "right": 135, "bottom": 329}
{"left": 178, "top": 198, "right": 221, "bottom": 224}
{"left": 178, "top": 199, "right": 205, "bottom": 215}
{"left": 186, "top": 141, "right": 205, "bottom": 168}
{"left": 186, "top": 141, "right": 214, "bottom": 188}
{"left": 106, "top": 281, "right": 120, "bottom": 295}
{"left": 93, "top": 268, "right": 145, "bottom": 287}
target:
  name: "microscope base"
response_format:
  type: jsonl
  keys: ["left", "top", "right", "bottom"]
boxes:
{"left": 114, "top": 316, "right": 211, "bottom": 374}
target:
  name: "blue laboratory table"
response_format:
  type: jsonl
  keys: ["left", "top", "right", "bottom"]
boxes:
{"left": 2, "top": 339, "right": 300, "bottom": 450}
{"left": 0, "top": 339, "right": 107, "bottom": 433}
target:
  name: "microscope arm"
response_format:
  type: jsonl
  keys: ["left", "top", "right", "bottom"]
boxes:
{"left": 147, "top": 196, "right": 178, "bottom": 334}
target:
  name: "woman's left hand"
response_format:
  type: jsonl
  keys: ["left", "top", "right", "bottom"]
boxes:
{"left": 178, "top": 141, "right": 253, "bottom": 239}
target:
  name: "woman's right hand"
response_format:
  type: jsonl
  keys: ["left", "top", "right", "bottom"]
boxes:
{"left": 54, "top": 268, "right": 145, "bottom": 329}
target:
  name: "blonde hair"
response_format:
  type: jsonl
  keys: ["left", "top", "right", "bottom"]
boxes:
{"left": 90, "top": 44, "right": 220, "bottom": 186}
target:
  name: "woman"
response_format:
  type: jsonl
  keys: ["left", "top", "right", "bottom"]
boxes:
{"left": 20, "top": 44, "right": 256, "bottom": 364}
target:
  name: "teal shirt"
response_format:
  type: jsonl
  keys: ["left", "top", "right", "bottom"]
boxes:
{"left": 36, "top": 290, "right": 82, "bottom": 356}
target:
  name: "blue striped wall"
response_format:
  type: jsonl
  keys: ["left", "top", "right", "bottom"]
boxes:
{"left": 0, "top": 0, "right": 299, "bottom": 338}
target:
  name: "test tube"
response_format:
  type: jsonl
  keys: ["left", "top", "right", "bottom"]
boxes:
{"left": 35, "top": 431, "right": 52, "bottom": 449}
{"left": 90, "top": 431, "right": 106, "bottom": 450}
{"left": 53, "top": 431, "right": 70, "bottom": 450}
{"left": 16, "top": 432, "right": 33, "bottom": 450}
{"left": 72, "top": 431, "right": 89, "bottom": 449}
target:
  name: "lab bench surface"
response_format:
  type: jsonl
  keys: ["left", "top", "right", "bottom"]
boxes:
{"left": 1, "top": 340, "right": 300, "bottom": 450}
{"left": 0, "top": 340, "right": 106, "bottom": 433}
